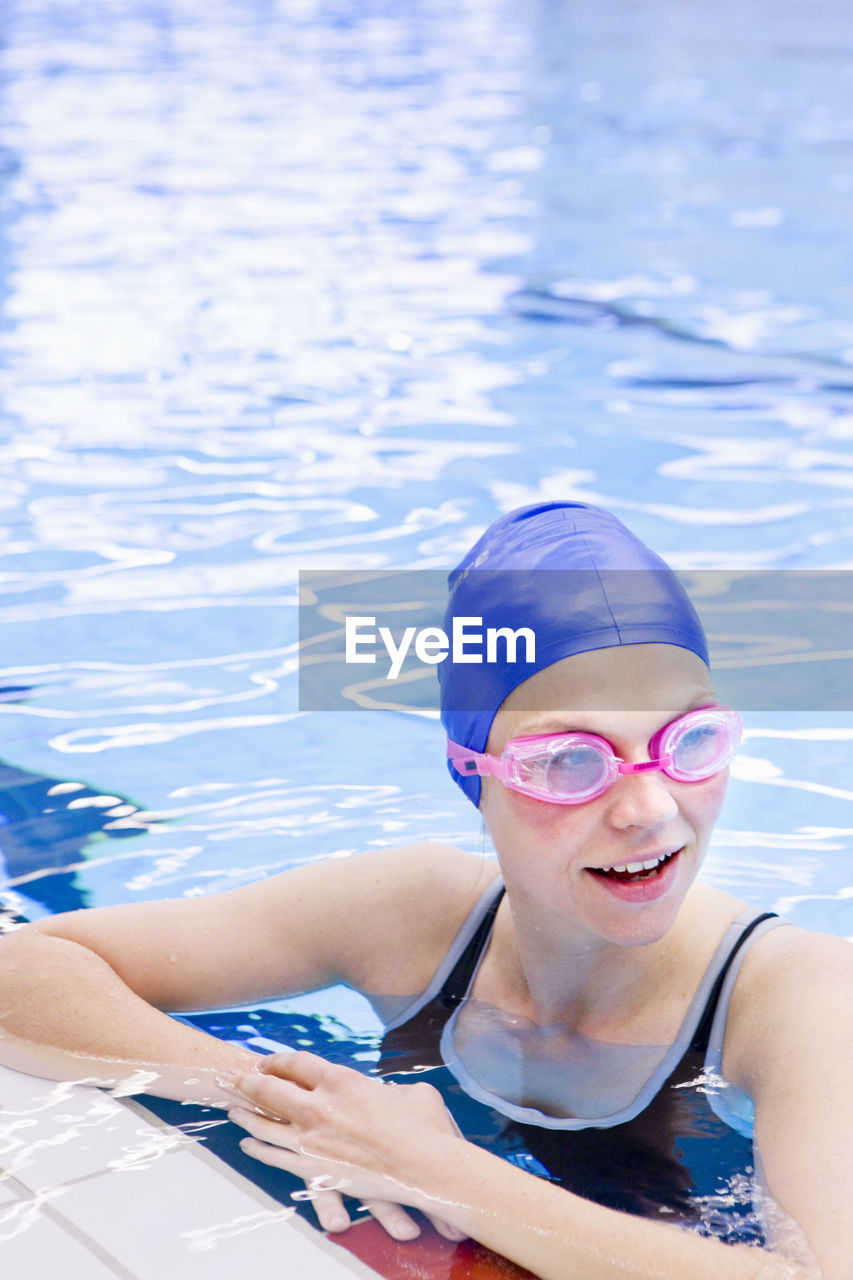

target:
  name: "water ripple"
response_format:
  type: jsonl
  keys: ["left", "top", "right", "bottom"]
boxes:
{"left": 0, "top": 0, "right": 850, "bottom": 936}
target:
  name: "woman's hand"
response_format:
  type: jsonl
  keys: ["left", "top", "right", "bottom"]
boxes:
{"left": 222, "top": 1051, "right": 467, "bottom": 1243}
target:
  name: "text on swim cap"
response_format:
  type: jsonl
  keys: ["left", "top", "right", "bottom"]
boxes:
{"left": 345, "top": 616, "right": 536, "bottom": 680}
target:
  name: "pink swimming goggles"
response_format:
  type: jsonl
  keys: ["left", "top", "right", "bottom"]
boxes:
{"left": 447, "top": 703, "right": 742, "bottom": 805}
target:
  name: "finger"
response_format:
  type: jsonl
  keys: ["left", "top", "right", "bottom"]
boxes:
{"left": 308, "top": 1189, "right": 352, "bottom": 1234}
{"left": 229, "top": 1071, "right": 312, "bottom": 1122}
{"left": 238, "top": 1139, "right": 355, "bottom": 1232}
{"left": 238, "top": 1137, "right": 354, "bottom": 1195}
{"left": 238, "top": 1135, "right": 340, "bottom": 1183}
{"left": 257, "top": 1049, "right": 330, "bottom": 1088}
{"left": 239, "top": 1134, "right": 305, "bottom": 1173}
{"left": 423, "top": 1213, "right": 468, "bottom": 1243}
{"left": 359, "top": 1199, "right": 422, "bottom": 1242}
{"left": 239, "top": 1136, "right": 430, "bottom": 1244}
{"left": 229, "top": 1106, "right": 298, "bottom": 1147}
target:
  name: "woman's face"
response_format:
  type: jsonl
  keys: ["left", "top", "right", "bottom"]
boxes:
{"left": 480, "top": 644, "right": 728, "bottom": 948}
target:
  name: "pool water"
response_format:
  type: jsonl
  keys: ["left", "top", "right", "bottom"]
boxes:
{"left": 0, "top": 0, "right": 851, "bottom": 1244}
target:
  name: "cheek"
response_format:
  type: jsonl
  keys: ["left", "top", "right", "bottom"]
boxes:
{"left": 506, "top": 790, "right": 568, "bottom": 836}
{"left": 483, "top": 780, "right": 593, "bottom": 842}
{"left": 686, "top": 770, "right": 729, "bottom": 826}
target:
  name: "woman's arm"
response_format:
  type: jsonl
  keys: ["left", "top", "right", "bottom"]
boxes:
{"left": 0, "top": 842, "right": 485, "bottom": 1094}
{"left": 0, "top": 924, "right": 261, "bottom": 1104}
{"left": 225, "top": 1053, "right": 822, "bottom": 1280}
{"left": 0, "top": 843, "right": 486, "bottom": 1242}
{"left": 724, "top": 927, "right": 853, "bottom": 1280}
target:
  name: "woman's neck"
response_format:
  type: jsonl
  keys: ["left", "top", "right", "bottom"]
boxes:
{"left": 481, "top": 881, "right": 739, "bottom": 1042}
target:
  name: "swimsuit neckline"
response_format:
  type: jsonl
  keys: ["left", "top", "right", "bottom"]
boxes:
{"left": 438, "top": 883, "right": 778, "bottom": 1131}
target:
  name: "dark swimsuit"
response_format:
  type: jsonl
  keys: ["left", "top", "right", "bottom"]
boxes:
{"left": 377, "top": 880, "right": 785, "bottom": 1245}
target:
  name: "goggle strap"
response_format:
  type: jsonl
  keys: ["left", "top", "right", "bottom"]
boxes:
{"left": 446, "top": 739, "right": 508, "bottom": 781}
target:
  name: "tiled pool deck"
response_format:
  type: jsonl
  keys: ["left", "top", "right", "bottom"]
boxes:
{"left": 0, "top": 1064, "right": 376, "bottom": 1278}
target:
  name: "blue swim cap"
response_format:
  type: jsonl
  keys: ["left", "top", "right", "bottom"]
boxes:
{"left": 438, "top": 502, "right": 709, "bottom": 806}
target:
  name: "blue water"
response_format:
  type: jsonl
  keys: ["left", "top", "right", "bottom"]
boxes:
{"left": 0, "top": 0, "right": 851, "bottom": 992}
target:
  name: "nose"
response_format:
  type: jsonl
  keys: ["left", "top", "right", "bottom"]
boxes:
{"left": 605, "top": 766, "right": 680, "bottom": 830}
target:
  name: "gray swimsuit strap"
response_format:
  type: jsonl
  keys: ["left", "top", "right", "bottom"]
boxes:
{"left": 381, "top": 877, "right": 505, "bottom": 1032}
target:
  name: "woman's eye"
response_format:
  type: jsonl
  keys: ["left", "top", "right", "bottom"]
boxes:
{"left": 545, "top": 745, "right": 607, "bottom": 795}
{"left": 673, "top": 725, "right": 724, "bottom": 771}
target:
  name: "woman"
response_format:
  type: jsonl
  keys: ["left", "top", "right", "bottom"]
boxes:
{"left": 0, "top": 503, "right": 850, "bottom": 1279}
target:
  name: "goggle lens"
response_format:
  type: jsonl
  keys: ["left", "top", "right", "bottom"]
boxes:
{"left": 669, "top": 720, "right": 730, "bottom": 778}
{"left": 657, "top": 706, "right": 741, "bottom": 783}
{"left": 544, "top": 742, "right": 611, "bottom": 799}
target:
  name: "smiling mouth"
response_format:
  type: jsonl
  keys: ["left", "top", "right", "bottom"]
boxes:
{"left": 589, "top": 848, "right": 682, "bottom": 884}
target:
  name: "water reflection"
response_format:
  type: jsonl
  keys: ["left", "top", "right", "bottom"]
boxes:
{"left": 0, "top": 688, "right": 149, "bottom": 915}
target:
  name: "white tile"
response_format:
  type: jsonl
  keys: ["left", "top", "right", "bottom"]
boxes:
{"left": 0, "top": 1178, "right": 19, "bottom": 1205}
{"left": 0, "top": 1200, "right": 122, "bottom": 1278}
{"left": 0, "top": 1065, "right": 189, "bottom": 1191}
{"left": 56, "top": 1150, "right": 374, "bottom": 1280}
{"left": 0, "top": 1068, "right": 376, "bottom": 1278}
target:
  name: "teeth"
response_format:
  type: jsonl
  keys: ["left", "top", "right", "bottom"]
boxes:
{"left": 600, "top": 852, "right": 671, "bottom": 874}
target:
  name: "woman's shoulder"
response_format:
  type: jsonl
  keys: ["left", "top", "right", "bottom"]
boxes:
{"left": 720, "top": 913, "right": 853, "bottom": 1091}
{"left": 300, "top": 841, "right": 501, "bottom": 997}
{"left": 669, "top": 882, "right": 751, "bottom": 968}
{"left": 684, "top": 884, "right": 852, "bottom": 1014}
